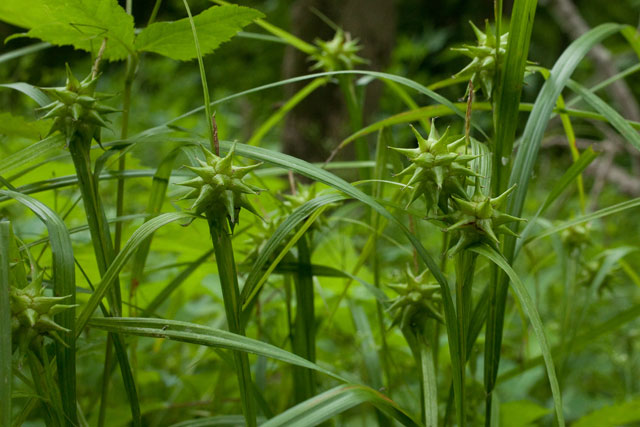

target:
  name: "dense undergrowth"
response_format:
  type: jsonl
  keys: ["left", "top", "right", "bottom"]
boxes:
{"left": 1, "top": 0, "right": 640, "bottom": 426}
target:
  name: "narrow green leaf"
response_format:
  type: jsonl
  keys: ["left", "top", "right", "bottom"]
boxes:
{"left": 516, "top": 147, "right": 599, "bottom": 254}
{"left": 0, "top": 222, "right": 12, "bottom": 427}
{"left": 135, "top": 5, "right": 263, "bottom": 61}
{"left": 0, "top": 190, "right": 77, "bottom": 425}
{"left": 261, "top": 385, "right": 421, "bottom": 427}
{"left": 508, "top": 23, "right": 624, "bottom": 220}
{"left": 525, "top": 197, "right": 640, "bottom": 245}
{"left": 470, "top": 244, "right": 564, "bottom": 427}
{"left": 76, "top": 212, "right": 193, "bottom": 334}
{"left": 240, "top": 193, "right": 347, "bottom": 308}
{"left": 0, "top": 82, "right": 51, "bottom": 107}
{"left": 566, "top": 79, "right": 640, "bottom": 151}
{"left": 493, "top": 0, "right": 537, "bottom": 193}
{"left": 0, "top": 42, "right": 50, "bottom": 64}
{"left": 87, "top": 317, "right": 347, "bottom": 383}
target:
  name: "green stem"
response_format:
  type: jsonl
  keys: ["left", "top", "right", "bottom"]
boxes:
{"left": 291, "top": 234, "right": 316, "bottom": 402}
{"left": 0, "top": 222, "right": 11, "bottom": 427}
{"left": 453, "top": 250, "right": 477, "bottom": 427}
{"left": 207, "top": 214, "right": 257, "bottom": 427}
{"left": 338, "top": 75, "right": 369, "bottom": 180}
{"left": 67, "top": 136, "right": 141, "bottom": 426}
{"left": 418, "top": 328, "right": 438, "bottom": 427}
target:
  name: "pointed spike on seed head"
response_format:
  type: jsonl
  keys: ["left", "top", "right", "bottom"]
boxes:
{"left": 233, "top": 162, "right": 262, "bottom": 179}
{"left": 469, "top": 21, "right": 485, "bottom": 43}
{"left": 428, "top": 119, "right": 439, "bottom": 141}
{"left": 409, "top": 124, "right": 429, "bottom": 152}
{"left": 491, "top": 184, "right": 517, "bottom": 207}
{"left": 448, "top": 136, "right": 467, "bottom": 151}
{"left": 65, "top": 64, "right": 80, "bottom": 91}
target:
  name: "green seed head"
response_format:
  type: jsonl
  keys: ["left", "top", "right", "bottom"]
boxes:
{"left": 441, "top": 181, "right": 525, "bottom": 256}
{"left": 179, "top": 144, "right": 262, "bottom": 227}
{"left": 39, "top": 64, "right": 117, "bottom": 147}
{"left": 10, "top": 272, "right": 75, "bottom": 355}
{"left": 391, "top": 121, "right": 478, "bottom": 213}
{"left": 387, "top": 266, "right": 443, "bottom": 331}
{"left": 310, "top": 29, "right": 367, "bottom": 72}
{"left": 452, "top": 20, "right": 508, "bottom": 99}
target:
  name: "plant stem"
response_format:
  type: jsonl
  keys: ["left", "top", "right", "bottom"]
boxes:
{"left": 453, "top": 250, "right": 477, "bottom": 427}
{"left": 67, "top": 136, "right": 141, "bottom": 426}
{"left": 338, "top": 75, "right": 369, "bottom": 180}
{"left": 207, "top": 214, "right": 257, "bottom": 427}
{"left": 291, "top": 234, "right": 316, "bottom": 402}
{"left": 418, "top": 328, "right": 438, "bottom": 427}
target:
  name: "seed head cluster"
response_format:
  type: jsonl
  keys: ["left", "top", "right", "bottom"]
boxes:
{"left": 179, "top": 145, "right": 262, "bottom": 226}
{"left": 39, "top": 65, "right": 117, "bottom": 147}
{"left": 310, "top": 29, "right": 367, "bottom": 72}
{"left": 11, "top": 273, "right": 75, "bottom": 355}
{"left": 453, "top": 21, "right": 508, "bottom": 98}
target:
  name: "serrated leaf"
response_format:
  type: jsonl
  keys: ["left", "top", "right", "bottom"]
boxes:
{"left": 135, "top": 5, "right": 263, "bottom": 61}
{"left": 0, "top": 0, "right": 134, "bottom": 61}
{"left": 0, "top": 113, "right": 52, "bottom": 140}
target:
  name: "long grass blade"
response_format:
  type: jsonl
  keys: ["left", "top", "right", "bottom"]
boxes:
{"left": 470, "top": 244, "right": 564, "bottom": 427}
{"left": 0, "top": 221, "right": 12, "bottom": 427}
{"left": 87, "top": 317, "right": 347, "bottom": 382}
{"left": 261, "top": 385, "right": 422, "bottom": 427}
{"left": 0, "top": 190, "right": 77, "bottom": 425}
{"left": 76, "top": 212, "right": 193, "bottom": 335}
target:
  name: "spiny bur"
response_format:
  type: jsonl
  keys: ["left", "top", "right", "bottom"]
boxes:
{"left": 179, "top": 144, "right": 262, "bottom": 228}
{"left": 310, "top": 29, "right": 367, "bottom": 72}
{"left": 391, "top": 121, "right": 478, "bottom": 214}
{"left": 440, "top": 180, "right": 524, "bottom": 256}
{"left": 10, "top": 272, "right": 75, "bottom": 355}
{"left": 38, "top": 64, "right": 118, "bottom": 147}
{"left": 452, "top": 20, "right": 508, "bottom": 99}
{"left": 388, "top": 266, "right": 443, "bottom": 331}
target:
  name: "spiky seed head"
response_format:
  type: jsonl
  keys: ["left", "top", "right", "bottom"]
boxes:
{"left": 392, "top": 121, "right": 477, "bottom": 213}
{"left": 10, "top": 272, "right": 75, "bottom": 355}
{"left": 444, "top": 183, "right": 524, "bottom": 256}
{"left": 309, "top": 29, "right": 368, "bottom": 72}
{"left": 178, "top": 145, "right": 263, "bottom": 228}
{"left": 38, "top": 64, "right": 116, "bottom": 147}
{"left": 387, "top": 266, "right": 443, "bottom": 331}
{"left": 452, "top": 20, "right": 509, "bottom": 99}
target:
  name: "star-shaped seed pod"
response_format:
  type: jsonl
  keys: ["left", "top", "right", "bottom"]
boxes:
{"left": 309, "top": 29, "right": 368, "bottom": 72}
{"left": 10, "top": 272, "right": 75, "bottom": 355}
{"left": 38, "top": 64, "right": 118, "bottom": 147}
{"left": 561, "top": 222, "right": 592, "bottom": 254}
{"left": 390, "top": 121, "right": 478, "bottom": 214}
{"left": 452, "top": 20, "right": 508, "bottom": 99}
{"left": 441, "top": 181, "right": 525, "bottom": 256}
{"left": 179, "top": 145, "right": 262, "bottom": 227}
{"left": 387, "top": 266, "right": 443, "bottom": 331}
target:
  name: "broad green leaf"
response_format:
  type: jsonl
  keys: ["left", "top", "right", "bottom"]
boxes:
{"left": 261, "top": 385, "right": 421, "bottom": 427}
{"left": 500, "top": 400, "right": 550, "bottom": 427}
{"left": 0, "top": 0, "right": 135, "bottom": 60}
{"left": 0, "top": 113, "right": 51, "bottom": 140}
{"left": 87, "top": 317, "right": 347, "bottom": 383}
{"left": 135, "top": 5, "right": 263, "bottom": 61}
{"left": 573, "top": 397, "right": 640, "bottom": 427}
